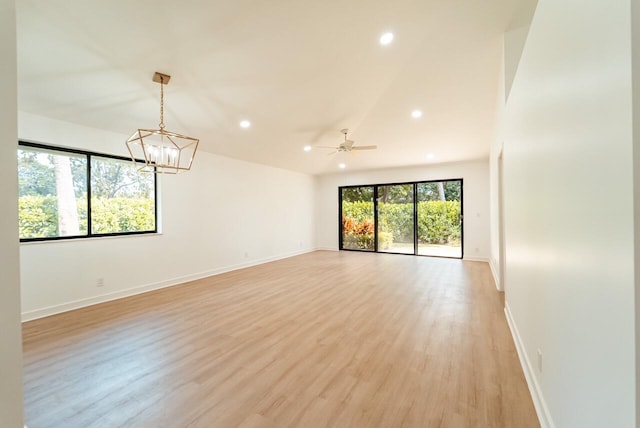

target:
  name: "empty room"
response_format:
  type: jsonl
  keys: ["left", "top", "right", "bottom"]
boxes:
{"left": 1, "top": 0, "right": 639, "bottom": 427}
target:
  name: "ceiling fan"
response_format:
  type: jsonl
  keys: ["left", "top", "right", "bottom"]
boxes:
{"left": 316, "top": 129, "right": 377, "bottom": 155}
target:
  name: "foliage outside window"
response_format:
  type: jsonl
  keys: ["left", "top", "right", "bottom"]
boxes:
{"left": 18, "top": 143, "right": 156, "bottom": 241}
{"left": 341, "top": 186, "right": 375, "bottom": 251}
{"left": 342, "top": 200, "right": 461, "bottom": 245}
{"left": 340, "top": 180, "right": 462, "bottom": 256}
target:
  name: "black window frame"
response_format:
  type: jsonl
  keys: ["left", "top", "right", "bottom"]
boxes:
{"left": 339, "top": 178, "right": 464, "bottom": 259}
{"left": 18, "top": 141, "right": 158, "bottom": 242}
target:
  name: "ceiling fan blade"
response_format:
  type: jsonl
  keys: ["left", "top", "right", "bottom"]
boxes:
{"left": 326, "top": 150, "right": 338, "bottom": 156}
{"left": 352, "top": 145, "right": 377, "bottom": 150}
{"left": 314, "top": 145, "right": 339, "bottom": 149}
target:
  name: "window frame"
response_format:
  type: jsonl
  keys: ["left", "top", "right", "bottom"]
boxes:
{"left": 18, "top": 141, "right": 158, "bottom": 243}
{"left": 338, "top": 178, "right": 464, "bottom": 259}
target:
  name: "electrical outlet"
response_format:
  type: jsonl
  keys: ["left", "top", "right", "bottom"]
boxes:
{"left": 96, "top": 278, "right": 105, "bottom": 287}
{"left": 244, "top": 251, "right": 249, "bottom": 259}
{"left": 537, "top": 349, "right": 543, "bottom": 372}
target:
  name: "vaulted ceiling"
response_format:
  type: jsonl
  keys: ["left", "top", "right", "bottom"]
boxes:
{"left": 17, "top": 0, "right": 527, "bottom": 175}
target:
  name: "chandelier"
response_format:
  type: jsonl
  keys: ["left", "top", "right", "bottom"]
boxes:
{"left": 126, "top": 72, "right": 199, "bottom": 174}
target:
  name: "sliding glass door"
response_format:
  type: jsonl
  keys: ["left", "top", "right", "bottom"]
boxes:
{"left": 339, "top": 179, "right": 463, "bottom": 259}
{"left": 417, "top": 181, "right": 462, "bottom": 258}
{"left": 340, "top": 186, "right": 375, "bottom": 251}
{"left": 377, "top": 184, "right": 414, "bottom": 254}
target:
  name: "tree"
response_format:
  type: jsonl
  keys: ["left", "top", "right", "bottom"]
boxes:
{"left": 342, "top": 186, "right": 374, "bottom": 203}
{"left": 437, "top": 182, "right": 445, "bottom": 201}
{"left": 417, "top": 183, "right": 439, "bottom": 201}
{"left": 18, "top": 149, "right": 56, "bottom": 196}
{"left": 53, "top": 155, "right": 80, "bottom": 236}
{"left": 70, "top": 157, "right": 87, "bottom": 197}
{"left": 377, "top": 184, "right": 412, "bottom": 203}
{"left": 418, "top": 181, "right": 461, "bottom": 202}
{"left": 443, "top": 181, "right": 461, "bottom": 201}
{"left": 344, "top": 183, "right": 460, "bottom": 204}
{"left": 91, "top": 158, "right": 152, "bottom": 198}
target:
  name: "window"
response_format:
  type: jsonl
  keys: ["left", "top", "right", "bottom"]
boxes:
{"left": 18, "top": 142, "right": 156, "bottom": 241}
{"left": 339, "top": 179, "right": 463, "bottom": 259}
{"left": 340, "top": 186, "right": 375, "bottom": 251}
{"left": 377, "top": 183, "right": 415, "bottom": 254}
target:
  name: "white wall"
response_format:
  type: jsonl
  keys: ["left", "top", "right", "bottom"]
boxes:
{"left": 501, "top": 0, "right": 636, "bottom": 426}
{"left": 315, "top": 160, "right": 490, "bottom": 261}
{"left": 0, "top": 0, "right": 24, "bottom": 426}
{"left": 504, "top": 25, "right": 530, "bottom": 102}
{"left": 489, "top": 50, "right": 506, "bottom": 290}
{"left": 632, "top": 0, "right": 640, "bottom": 424}
{"left": 490, "top": 19, "right": 536, "bottom": 292}
{"left": 19, "top": 112, "right": 316, "bottom": 319}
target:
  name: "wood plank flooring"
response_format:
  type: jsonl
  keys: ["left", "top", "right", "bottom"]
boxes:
{"left": 23, "top": 251, "right": 539, "bottom": 428}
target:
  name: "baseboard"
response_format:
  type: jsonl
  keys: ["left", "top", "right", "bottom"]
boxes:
{"left": 489, "top": 258, "right": 502, "bottom": 291}
{"left": 21, "top": 248, "right": 316, "bottom": 322}
{"left": 314, "top": 246, "right": 338, "bottom": 251}
{"left": 462, "top": 256, "right": 489, "bottom": 263}
{"left": 504, "top": 303, "right": 554, "bottom": 428}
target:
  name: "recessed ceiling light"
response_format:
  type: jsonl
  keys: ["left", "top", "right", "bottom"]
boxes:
{"left": 426, "top": 153, "right": 435, "bottom": 160}
{"left": 379, "top": 32, "right": 394, "bottom": 46}
{"left": 339, "top": 163, "right": 346, "bottom": 169}
{"left": 239, "top": 120, "right": 251, "bottom": 128}
{"left": 411, "top": 109, "right": 423, "bottom": 119}
{"left": 303, "top": 145, "right": 312, "bottom": 152}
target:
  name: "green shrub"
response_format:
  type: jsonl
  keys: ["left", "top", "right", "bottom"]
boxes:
{"left": 18, "top": 195, "right": 59, "bottom": 238}
{"left": 417, "top": 201, "right": 461, "bottom": 244}
{"left": 91, "top": 198, "right": 155, "bottom": 233}
{"left": 341, "top": 200, "right": 373, "bottom": 224}
{"left": 378, "top": 231, "right": 393, "bottom": 250}
{"left": 18, "top": 195, "right": 154, "bottom": 238}
{"left": 342, "top": 200, "right": 461, "bottom": 245}
{"left": 378, "top": 204, "right": 413, "bottom": 242}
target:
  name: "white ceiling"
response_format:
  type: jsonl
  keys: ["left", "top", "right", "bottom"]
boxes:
{"left": 17, "top": 0, "right": 525, "bottom": 175}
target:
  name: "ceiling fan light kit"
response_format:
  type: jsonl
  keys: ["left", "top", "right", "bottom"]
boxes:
{"left": 126, "top": 72, "right": 199, "bottom": 174}
{"left": 315, "top": 128, "right": 378, "bottom": 156}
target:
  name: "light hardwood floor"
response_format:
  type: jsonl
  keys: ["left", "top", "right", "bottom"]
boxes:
{"left": 23, "top": 251, "right": 539, "bottom": 428}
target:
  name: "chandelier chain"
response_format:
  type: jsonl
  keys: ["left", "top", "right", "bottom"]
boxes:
{"left": 159, "top": 76, "right": 165, "bottom": 130}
